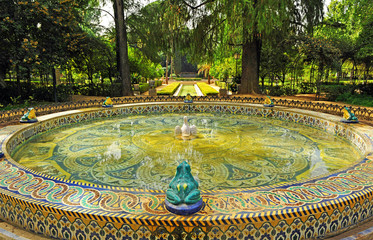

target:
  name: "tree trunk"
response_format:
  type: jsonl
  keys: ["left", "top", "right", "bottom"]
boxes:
{"left": 240, "top": 39, "right": 260, "bottom": 94}
{"left": 113, "top": 0, "right": 133, "bottom": 96}
{"left": 165, "top": 55, "right": 169, "bottom": 84}
{"left": 170, "top": 56, "right": 174, "bottom": 80}
{"left": 52, "top": 67, "right": 57, "bottom": 103}
{"left": 16, "top": 64, "right": 21, "bottom": 95}
{"left": 0, "top": 65, "right": 6, "bottom": 88}
{"left": 337, "top": 59, "right": 346, "bottom": 84}
{"left": 40, "top": 72, "right": 43, "bottom": 86}
{"left": 261, "top": 75, "right": 265, "bottom": 90}
{"left": 315, "top": 61, "right": 324, "bottom": 101}
{"left": 282, "top": 72, "right": 285, "bottom": 85}
{"left": 365, "top": 63, "right": 370, "bottom": 83}
{"left": 27, "top": 67, "right": 31, "bottom": 83}
{"left": 240, "top": 0, "right": 260, "bottom": 94}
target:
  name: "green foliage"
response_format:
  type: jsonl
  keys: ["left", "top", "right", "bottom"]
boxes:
{"left": 157, "top": 82, "right": 180, "bottom": 95}
{"left": 215, "top": 81, "right": 227, "bottom": 89}
{"left": 264, "top": 86, "right": 298, "bottom": 96}
{"left": 299, "top": 82, "right": 316, "bottom": 94}
{"left": 174, "top": 78, "right": 201, "bottom": 81}
{"left": 209, "top": 58, "right": 234, "bottom": 81}
{"left": 128, "top": 47, "right": 164, "bottom": 80}
{"left": 321, "top": 84, "right": 353, "bottom": 100}
{"left": 336, "top": 93, "right": 373, "bottom": 107}
{"left": 155, "top": 80, "right": 163, "bottom": 87}
{"left": 139, "top": 83, "right": 150, "bottom": 93}
{"left": 196, "top": 82, "right": 219, "bottom": 96}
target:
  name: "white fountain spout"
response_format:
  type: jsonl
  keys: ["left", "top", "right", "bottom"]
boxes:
{"left": 181, "top": 116, "right": 191, "bottom": 137}
{"left": 175, "top": 116, "right": 197, "bottom": 138}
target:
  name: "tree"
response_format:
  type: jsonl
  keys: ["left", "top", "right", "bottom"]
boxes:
{"left": 183, "top": 0, "right": 324, "bottom": 94}
{"left": 317, "top": 0, "right": 373, "bottom": 82}
{"left": 113, "top": 0, "right": 133, "bottom": 96}
{"left": 0, "top": 0, "right": 97, "bottom": 97}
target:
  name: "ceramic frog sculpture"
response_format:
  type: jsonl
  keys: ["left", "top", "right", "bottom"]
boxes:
{"left": 20, "top": 108, "right": 37, "bottom": 123}
{"left": 184, "top": 93, "right": 193, "bottom": 103}
{"left": 264, "top": 96, "right": 274, "bottom": 107}
{"left": 343, "top": 107, "right": 358, "bottom": 121}
{"left": 166, "top": 161, "right": 201, "bottom": 205}
{"left": 102, "top": 97, "right": 113, "bottom": 107}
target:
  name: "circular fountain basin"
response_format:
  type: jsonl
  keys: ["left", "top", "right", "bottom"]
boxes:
{"left": 11, "top": 113, "right": 362, "bottom": 190}
{"left": 1, "top": 102, "right": 373, "bottom": 240}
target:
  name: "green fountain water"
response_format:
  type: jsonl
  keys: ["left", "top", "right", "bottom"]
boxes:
{"left": 11, "top": 113, "right": 361, "bottom": 190}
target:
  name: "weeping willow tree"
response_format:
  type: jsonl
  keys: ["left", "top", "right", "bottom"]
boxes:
{"left": 184, "top": 0, "right": 324, "bottom": 94}
{"left": 127, "top": 0, "right": 191, "bottom": 82}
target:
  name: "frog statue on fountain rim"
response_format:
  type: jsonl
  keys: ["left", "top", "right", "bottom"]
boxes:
{"left": 20, "top": 108, "right": 38, "bottom": 123}
{"left": 263, "top": 95, "right": 274, "bottom": 107}
{"left": 341, "top": 107, "right": 359, "bottom": 123}
{"left": 102, "top": 97, "right": 113, "bottom": 108}
{"left": 165, "top": 161, "right": 203, "bottom": 215}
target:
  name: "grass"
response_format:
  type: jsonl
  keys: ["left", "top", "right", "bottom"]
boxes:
{"left": 173, "top": 77, "right": 202, "bottom": 81}
{"left": 178, "top": 85, "right": 198, "bottom": 96}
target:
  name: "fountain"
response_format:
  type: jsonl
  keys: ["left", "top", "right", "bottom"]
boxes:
{"left": 0, "top": 101, "right": 372, "bottom": 239}
{"left": 175, "top": 116, "right": 197, "bottom": 139}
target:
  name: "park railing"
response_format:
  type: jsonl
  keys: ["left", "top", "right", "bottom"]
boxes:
{"left": 1, "top": 95, "right": 372, "bottom": 124}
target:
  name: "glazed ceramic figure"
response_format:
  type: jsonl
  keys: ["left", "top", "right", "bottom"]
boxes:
{"left": 20, "top": 108, "right": 38, "bottom": 123}
{"left": 102, "top": 97, "right": 113, "bottom": 107}
{"left": 264, "top": 96, "right": 274, "bottom": 107}
{"left": 341, "top": 107, "right": 358, "bottom": 123}
{"left": 184, "top": 93, "right": 193, "bottom": 103}
{"left": 166, "top": 161, "right": 201, "bottom": 205}
{"left": 343, "top": 107, "right": 358, "bottom": 121}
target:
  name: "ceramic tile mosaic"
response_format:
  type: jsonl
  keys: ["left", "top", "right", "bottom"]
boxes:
{"left": 0, "top": 102, "right": 373, "bottom": 239}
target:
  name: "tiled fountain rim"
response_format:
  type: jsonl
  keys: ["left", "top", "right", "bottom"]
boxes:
{"left": 3, "top": 102, "right": 371, "bottom": 192}
{"left": 0, "top": 101, "right": 372, "bottom": 229}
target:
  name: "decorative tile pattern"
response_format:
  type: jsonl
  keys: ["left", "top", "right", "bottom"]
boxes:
{"left": 1, "top": 95, "right": 372, "bottom": 124}
{"left": 0, "top": 102, "right": 373, "bottom": 239}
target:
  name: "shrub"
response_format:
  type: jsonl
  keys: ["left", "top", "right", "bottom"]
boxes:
{"left": 321, "top": 84, "right": 353, "bottom": 101}
{"left": 298, "top": 82, "right": 315, "bottom": 94}
{"left": 214, "top": 80, "right": 227, "bottom": 89}
{"left": 263, "top": 86, "right": 298, "bottom": 96}
{"left": 155, "top": 80, "right": 163, "bottom": 87}
{"left": 196, "top": 82, "right": 219, "bottom": 96}
{"left": 335, "top": 93, "right": 373, "bottom": 107}
{"left": 356, "top": 83, "right": 373, "bottom": 96}
{"left": 139, "top": 83, "right": 150, "bottom": 93}
{"left": 157, "top": 82, "right": 180, "bottom": 95}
